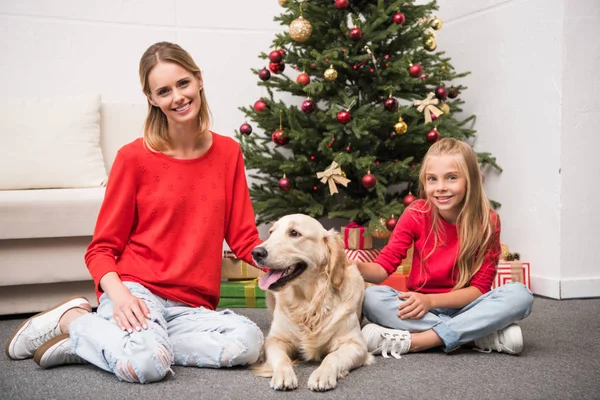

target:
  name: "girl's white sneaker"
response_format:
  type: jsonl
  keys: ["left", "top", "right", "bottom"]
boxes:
{"left": 361, "top": 323, "right": 411, "bottom": 359}
{"left": 474, "top": 323, "right": 524, "bottom": 355}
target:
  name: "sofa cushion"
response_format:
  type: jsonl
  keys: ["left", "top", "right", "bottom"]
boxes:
{"left": 0, "top": 94, "right": 107, "bottom": 190}
{"left": 0, "top": 188, "right": 105, "bottom": 240}
{"left": 0, "top": 236, "right": 93, "bottom": 286}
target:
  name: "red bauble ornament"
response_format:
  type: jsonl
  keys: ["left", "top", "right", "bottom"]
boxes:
{"left": 426, "top": 129, "right": 440, "bottom": 143}
{"left": 272, "top": 129, "right": 288, "bottom": 145}
{"left": 430, "top": 112, "right": 439, "bottom": 121}
{"left": 296, "top": 73, "right": 311, "bottom": 86}
{"left": 335, "top": 0, "right": 349, "bottom": 9}
{"left": 278, "top": 176, "right": 291, "bottom": 191}
{"left": 362, "top": 173, "right": 377, "bottom": 189}
{"left": 337, "top": 110, "right": 352, "bottom": 124}
{"left": 258, "top": 68, "right": 271, "bottom": 81}
{"left": 349, "top": 27, "right": 362, "bottom": 41}
{"left": 269, "top": 62, "right": 285, "bottom": 74}
{"left": 254, "top": 99, "right": 268, "bottom": 112}
{"left": 403, "top": 193, "right": 417, "bottom": 207}
{"left": 435, "top": 87, "right": 448, "bottom": 100}
{"left": 386, "top": 217, "right": 398, "bottom": 232}
{"left": 448, "top": 86, "right": 460, "bottom": 99}
{"left": 301, "top": 99, "right": 315, "bottom": 114}
{"left": 278, "top": 49, "right": 286, "bottom": 57}
{"left": 269, "top": 50, "right": 283, "bottom": 63}
{"left": 384, "top": 97, "right": 398, "bottom": 111}
{"left": 393, "top": 13, "right": 406, "bottom": 25}
{"left": 408, "top": 64, "right": 423, "bottom": 78}
{"left": 239, "top": 123, "right": 252, "bottom": 135}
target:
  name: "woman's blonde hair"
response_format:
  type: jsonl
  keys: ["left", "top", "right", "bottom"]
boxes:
{"left": 139, "top": 42, "right": 211, "bottom": 151}
{"left": 417, "top": 138, "right": 497, "bottom": 289}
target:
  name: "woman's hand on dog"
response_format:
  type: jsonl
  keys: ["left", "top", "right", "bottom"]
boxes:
{"left": 397, "top": 292, "right": 432, "bottom": 319}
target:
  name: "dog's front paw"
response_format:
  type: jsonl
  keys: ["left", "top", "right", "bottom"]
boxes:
{"left": 270, "top": 364, "right": 298, "bottom": 391}
{"left": 307, "top": 365, "right": 337, "bottom": 391}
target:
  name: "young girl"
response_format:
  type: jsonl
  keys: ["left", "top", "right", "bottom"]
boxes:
{"left": 6, "top": 42, "right": 264, "bottom": 382}
{"left": 358, "top": 138, "right": 533, "bottom": 358}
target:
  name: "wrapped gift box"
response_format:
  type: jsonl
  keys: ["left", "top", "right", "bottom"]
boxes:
{"left": 379, "top": 273, "right": 409, "bottom": 292}
{"left": 345, "top": 246, "right": 413, "bottom": 275}
{"left": 345, "top": 248, "right": 380, "bottom": 262}
{"left": 222, "top": 250, "right": 265, "bottom": 280}
{"left": 218, "top": 279, "right": 267, "bottom": 308}
{"left": 342, "top": 222, "right": 373, "bottom": 250}
{"left": 493, "top": 261, "right": 531, "bottom": 290}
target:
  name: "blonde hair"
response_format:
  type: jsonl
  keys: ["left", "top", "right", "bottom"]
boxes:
{"left": 139, "top": 42, "right": 211, "bottom": 151}
{"left": 417, "top": 138, "right": 497, "bottom": 290}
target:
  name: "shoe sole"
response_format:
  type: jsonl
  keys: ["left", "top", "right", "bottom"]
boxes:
{"left": 5, "top": 296, "right": 90, "bottom": 359}
{"left": 34, "top": 333, "right": 69, "bottom": 367}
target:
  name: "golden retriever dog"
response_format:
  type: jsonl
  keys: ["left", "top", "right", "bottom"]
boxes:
{"left": 251, "top": 214, "right": 373, "bottom": 391}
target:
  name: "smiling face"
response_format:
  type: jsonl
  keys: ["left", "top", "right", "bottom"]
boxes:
{"left": 423, "top": 155, "right": 467, "bottom": 223}
{"left": 146, "top": 61, "right": 203, "bottom": 128}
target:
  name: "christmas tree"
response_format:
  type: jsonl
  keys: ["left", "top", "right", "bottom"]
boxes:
{"left": 237, "top": 0, "right": 500, "bottom": 236}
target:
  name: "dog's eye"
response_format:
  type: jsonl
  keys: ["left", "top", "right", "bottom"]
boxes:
{"left": 289, "top": 229, "right": 301, "bottom": 237}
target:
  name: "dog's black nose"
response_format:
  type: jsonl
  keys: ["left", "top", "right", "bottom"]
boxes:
{"left": 252, "top": 247, "right": 268, "bottom": 261}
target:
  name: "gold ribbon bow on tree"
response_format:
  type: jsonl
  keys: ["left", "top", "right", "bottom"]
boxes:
{"left": 316, "top": 161, "right": 351, "bottom": 196}
{"left": 413, "top": 92, "right": 444, "bottom": 124}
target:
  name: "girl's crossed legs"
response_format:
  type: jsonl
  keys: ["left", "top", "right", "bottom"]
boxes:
{"left": 362, "top": 282, "right": 533, "bottom": 355}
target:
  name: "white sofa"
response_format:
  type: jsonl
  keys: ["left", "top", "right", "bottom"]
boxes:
{"left": 0, "top": 102, "right": 147, "bottom": 315}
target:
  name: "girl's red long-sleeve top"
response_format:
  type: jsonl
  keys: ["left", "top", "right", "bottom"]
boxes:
{"left": 375, "top": 200, "right": 501, "bottom": 294}
{"left": 84, "top": 132, "right": 262, "bottom": 309}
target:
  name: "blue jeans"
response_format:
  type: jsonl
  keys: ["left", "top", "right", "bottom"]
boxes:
{"left": 363, "top": 282, "right": 533, "bottom": 352}
{"left": 68, "top": 282, "right": 263, "bottom": 383}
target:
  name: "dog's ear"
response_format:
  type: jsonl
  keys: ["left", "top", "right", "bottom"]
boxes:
{"left": 325, "top": 230, "right": 346, "bottom": 290}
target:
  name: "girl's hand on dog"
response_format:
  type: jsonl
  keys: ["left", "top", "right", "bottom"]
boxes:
{"left": 397, "top": 292, "right": 432, "bottom": 319}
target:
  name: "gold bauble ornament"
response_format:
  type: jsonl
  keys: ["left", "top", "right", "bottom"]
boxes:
{"left": 424, "top": 36, "right": 437, "bottom": 51}
{"left": 324, "top": 64, "right": 338, "bottom": 81}
{"left": 372, "top": 218, "right": 391, "bottom": 239}
{"left": 394, "top": 117, "right": 408, "bottom": 135}
{"left": 431, "top": 16, "right": 443, "bottom": 30}
{"left": 439, "top": 65, "right": 448, "bottom": 72}
{"left": 440, "top": 103, "right": 450, "bottom": 114}
{"left": 278, "top": 0, "right": 288, "bottom": 6}
{"left": 289, "top": 16, "right": 313, "bottom": 43}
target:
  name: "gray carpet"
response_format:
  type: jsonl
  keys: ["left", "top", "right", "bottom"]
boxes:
{"left": 1, "top": 296, "right": 599, "bottom": 400}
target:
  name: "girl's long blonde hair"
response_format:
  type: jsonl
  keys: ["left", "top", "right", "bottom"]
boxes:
{"left": 139, "top": 42, "right": 211, "bottom": 151}
{"left": 417, "top": 138, "right": 497, "bottom": 290}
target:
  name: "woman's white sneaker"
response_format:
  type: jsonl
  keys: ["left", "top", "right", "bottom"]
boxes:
{"left": 474, "top": 323, "right": 524, "bottom": 355}
{"left": 361, "top": 323, "right": 411, "bottom": 359}
{"left": 5, "top": 296, "right": 91, "bottom": 359}
{"left": 34, "top": 334, "right": 86, "bottom": 368}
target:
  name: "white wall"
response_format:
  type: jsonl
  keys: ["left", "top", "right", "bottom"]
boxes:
{"left": 436, "top": 0, "right": 600, "bottom": 298}
{"left": 1, "top": 0, "right": 597, "bottom": 298}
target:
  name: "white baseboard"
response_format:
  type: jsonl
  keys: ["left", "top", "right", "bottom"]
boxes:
{"left": 560, "top": 277, "right": 600, "bottom": 299}
{"left": 531, "top": 275, "right": 600, "bottom": 299}
{"left": 530, "top": 275, "right": 561, "bottom": 299}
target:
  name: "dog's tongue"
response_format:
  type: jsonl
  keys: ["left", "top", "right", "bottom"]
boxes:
{"left": 258, "top": 269, "right": 286, "bottom": 290}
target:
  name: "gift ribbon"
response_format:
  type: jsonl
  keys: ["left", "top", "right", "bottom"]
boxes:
{"left": 510, "top": 260, "right": 524, "bottom": 284}
{"left": 241, "top": 261, "right": 249, "bottom": 278}
{"left": 244, "top": 279, "right": 258, "bottom": 308}
{"left": 344, "top": 222, "right": 365, "bottom": 249}
{"left": 413, "top": 92, "right": 444, "bottom": 124}
{"left": 316, "top": 161, "right": 351, "bottom": 196}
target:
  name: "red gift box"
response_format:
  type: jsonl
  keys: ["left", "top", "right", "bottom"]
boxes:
{"left": 493, "top": 261, "right": 530, "bottom": 290}
{"left": 379, "top": 273, "right": 409, "bottom": 292}
{"left": 342, "top": 222, "right": 373, "bottom": 250}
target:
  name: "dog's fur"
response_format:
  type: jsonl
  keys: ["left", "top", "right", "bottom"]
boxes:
{"left": 251, "top": 214, "right": 373, "bottom": 391}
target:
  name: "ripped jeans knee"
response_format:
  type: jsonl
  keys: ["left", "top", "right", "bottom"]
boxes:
{"left": 115, "top": 344, "right": 172, "bottom": 384}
